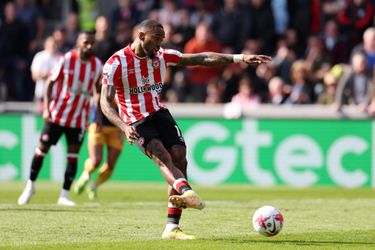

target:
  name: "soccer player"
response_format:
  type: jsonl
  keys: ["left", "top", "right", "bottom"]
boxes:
{"left": 100, "top": 19, "right": 271, "bottom": 239}
{"left": 18, "top": 31, "right": 103, "bottom": 206}
{"left": 73, "top": 102, "right": 125, "bottom": 200}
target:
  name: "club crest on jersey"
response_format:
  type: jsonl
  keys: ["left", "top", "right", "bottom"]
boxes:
{"left": 141, "top": 76, "right": 149, "bottom": 85}
{"left": 152, "top": 60, "right": 160, "bottom": 68}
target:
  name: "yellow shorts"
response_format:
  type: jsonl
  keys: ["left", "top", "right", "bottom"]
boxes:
{"left": 88, "top": 123, "right": 125, "bottom": 151}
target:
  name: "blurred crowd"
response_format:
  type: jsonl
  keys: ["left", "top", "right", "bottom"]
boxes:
{"left": 0, "top": 0, "right": 375, "bottom": 114}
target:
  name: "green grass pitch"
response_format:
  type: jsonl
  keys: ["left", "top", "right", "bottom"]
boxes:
{"left": 1, "top": 182, "right": 375, "bottom": 249}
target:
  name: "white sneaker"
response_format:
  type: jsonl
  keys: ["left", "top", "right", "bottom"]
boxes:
{"left": 57, "top": 197, "right": 76, "bottom": 206}
{"left": 18, "top": 183, "right": 35, "bottom": 205}
{"left": 161, "top": 227, "right": 196, "bottom": 240}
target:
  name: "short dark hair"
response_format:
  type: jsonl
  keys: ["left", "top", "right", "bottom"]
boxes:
{"left": 138, "top": 19, "right": 163, "bottom": 32}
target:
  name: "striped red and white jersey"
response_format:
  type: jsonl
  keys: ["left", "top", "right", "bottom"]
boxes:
{"left": 102, "top": 45, "right": 182, "bottom": 124}
{"left": 49, "top": 50, "right": 103, "bottom": 129}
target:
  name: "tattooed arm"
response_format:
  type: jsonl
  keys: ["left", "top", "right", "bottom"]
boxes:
{"left": 177, "top": 53, "right": 272, "bottom": 67}
{"left": 100, "top": 84, "right": 139, "bottom": 144}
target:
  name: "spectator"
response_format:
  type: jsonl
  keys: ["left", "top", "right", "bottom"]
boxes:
{"left": 242, "top": 0, "right": 276, "bottom": 54}
{"left": 190, "top": 0, "right": 213, "bottom": 27}
{"left": 172, "top": 9, "right": 195, "bottom": 50}
{"left": 287, "top": 0, "right": 312, "bottom": 51}
{"left": 285, "top": 60, "right": 314, "bottom": 104}
{"left": 158, "top": 0, "right": 180, "bottom": 26}
{"left": 75, "top": 0, "right": 98, "bottom": 31}
{"left": 211, "top": 0, "right": 243, "bottom": 51}
{"left": 94, "top": 16, "right": 117, "bottom": 63}
{"left": 205, "top": 78, "right": 223, "bottom": 104}
{"left": 254, "top": 62, "right": 277, "bottom": 102}
{"left": 351, "top": 27, "right": 375, "bottom": 70}
{"left": 0, "top": 2, "right": 30, "bottom": 101}
{"left": 110, "top": 0, "right": 139, "bottom": 28}
{"left": 317, "top": 70, "right": 339, "bottom": 105}
{"left": 268, "top": 76, "right": 288, "bottom": 104}
{"left": 271, "top": 0, "right": 288, "bottom": 35}
{"left": 165, "top": 71, "right": 188, "bottom": 102}
{"left": 304, "top": 35, "right": 331, "bottom": 99}
{"left": 231, "top": 75, "right": 261, "bottom": 106}
{"left": 15, "top": 0, "right": 46, "bottom": 52}
{"left": 184, "top": 23, "right": 223, "bottom": 102}
{"left": 335, "top": 52, "right": 373, "bottom": 112}
{"left": 65, "top": 12, "right": 80, "bottom": 49}
{"left": 114, "top": 20, "right": 133, "bottom": 51}
{"left": 283, "top": 28, "right": 304, "bottom": 58}
{"left": 321, "top": 19, "right": 349, "bottom": 64}
{"left": 52, "top": 26, "right": 71, "bottom": 54}
{"left": 30, "top": 36, "right": 61, "bottom": 114}
{"left": 273, "top": 36, "right": 297, "bottom": 84}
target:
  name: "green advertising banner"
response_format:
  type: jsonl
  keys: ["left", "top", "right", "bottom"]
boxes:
{"left": 0, "top": 114, "right": 373, "bottom": 187}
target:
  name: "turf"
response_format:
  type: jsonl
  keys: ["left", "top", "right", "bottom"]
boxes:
{"left": 0, "top": 182, "right": 374, "bottom": 249}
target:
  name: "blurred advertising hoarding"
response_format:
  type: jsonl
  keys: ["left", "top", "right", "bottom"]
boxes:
{"left": 0, "top": 114, "right": 373, "bottom": 188}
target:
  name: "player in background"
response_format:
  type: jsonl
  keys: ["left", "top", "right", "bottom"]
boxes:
{"left": 73, "top": 97, "right": 125, "bottom": 200}
{"left": 18, "top": 31, "right": 103, "bottom": 206}
{"left": 30, "top": 36, "right": 61, "bottom": 114}
{"left": 100, "top": 19, "right": 271, "bottom": 239}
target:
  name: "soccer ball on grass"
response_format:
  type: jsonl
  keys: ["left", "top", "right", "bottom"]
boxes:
{"left": 252, "top": 205, "right": 283, "bottom": 237}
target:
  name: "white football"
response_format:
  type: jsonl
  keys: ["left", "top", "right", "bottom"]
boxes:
{"left": 252, "top": 205, "right": 284, "bottom": 237}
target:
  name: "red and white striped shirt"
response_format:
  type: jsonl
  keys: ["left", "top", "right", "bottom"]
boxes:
{"left": 102, "top": 45, "right": 182, "bottom": 124}
{"left": 49, "top": 50, "right": 103, "bottom": 129}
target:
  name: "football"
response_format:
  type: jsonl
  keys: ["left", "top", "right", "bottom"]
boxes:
{"left": 252, "top": 205, "right": 284, "bottom": 237}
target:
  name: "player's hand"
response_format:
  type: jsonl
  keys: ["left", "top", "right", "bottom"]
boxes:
{"left": 95, "top": 123, "right": 102, "bottom": 133}
{"left": 124, "top": 125, "right": 139, "bottom": 145}
{"left": 42, "top": 109, "right": 51, "bottom": 123}
{"left": 243, "top": 55, "right": 272, "bottom": 66}
{"left": 95, "top": 119, "right": 103, "bottom": 132}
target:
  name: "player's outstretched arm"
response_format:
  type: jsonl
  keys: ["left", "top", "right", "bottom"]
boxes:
{"left": 177, "top": 53, "right": 272, "bottom": 67}
{"left": 100, "top": 84, "right": 139, "bottom": 144}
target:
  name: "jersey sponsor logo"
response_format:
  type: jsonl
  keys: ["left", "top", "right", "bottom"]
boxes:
{"left": 67, "top": 84, "right": 89, "bottom": 96}
{"left": 129, "top": 82, "right": 163, "bottom": 94}
{"left": 141, "top": 76, "right": 149, "bottom": 85}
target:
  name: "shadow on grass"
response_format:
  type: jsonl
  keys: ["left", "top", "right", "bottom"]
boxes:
{"left": 214, "top": 238, "right": 375, "bottom": 246}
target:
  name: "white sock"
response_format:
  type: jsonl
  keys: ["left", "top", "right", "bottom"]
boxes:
{"left": 165, "top": 223, "right": 178, "bottom": 232}
{"left": 60, "top": 189, "right": 70, "bottom": 198}
{"left": 26, "top": 179, "right": 35, "bottom": 190}
{"left": 82, "top": 171, "right": 90, "bottom": 181}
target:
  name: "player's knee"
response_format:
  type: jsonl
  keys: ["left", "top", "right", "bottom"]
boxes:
{"left": 170, "top": 146, "right": 187, "bottom": 167}
{"left": 173, "top": 153, "right": 187, "bottom": 168}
